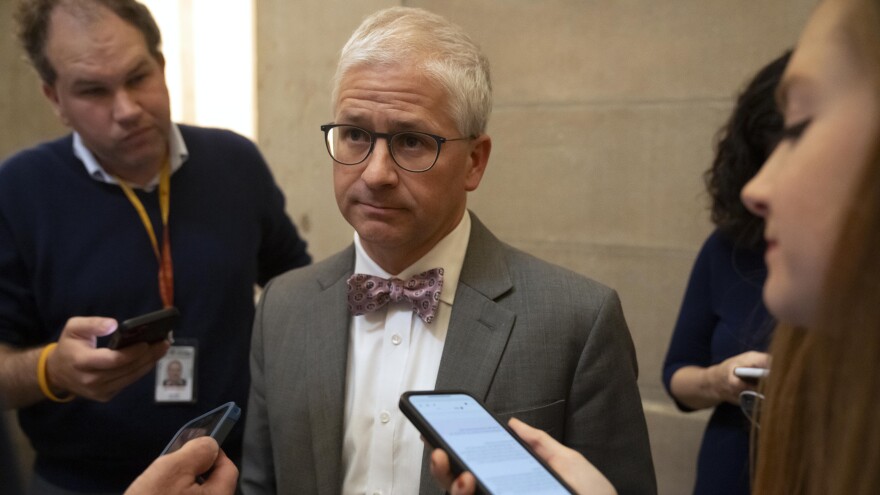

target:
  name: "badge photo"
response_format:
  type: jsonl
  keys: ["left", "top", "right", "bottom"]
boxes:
{"left": 156, "top": 344, "right": 196, "bottom": 403}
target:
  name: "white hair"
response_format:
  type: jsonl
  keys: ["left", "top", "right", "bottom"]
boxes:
{"left": 332, "top": 7, "right": 492, "bottom": 136}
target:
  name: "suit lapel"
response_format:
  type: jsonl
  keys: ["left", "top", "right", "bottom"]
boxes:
{"left": 306, "top": 246, "right": 355, "bottom": 495}
{"left": 435, "top": 214, "right": 516, "bottom": 395}
{"left": 434, "top": 284, "right": 516, "bottom": 392}
{"left": 420, "top": 214, "right": 516, "bottom": 494}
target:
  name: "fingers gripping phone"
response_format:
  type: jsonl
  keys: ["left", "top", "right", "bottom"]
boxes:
{"left": 107, "top": 307, "right": 180, "bottom": 350}
{"left": 733, "top": 367, "right": 769, "bottom": 379}
{"left": 734, "top": 367, "right": 770, "bottom": 384}
{"left": 400, "top": 391, "right": 575, "bottom": 495}
{"left": 161, "top": 401, "right": 241, "bottom": 456}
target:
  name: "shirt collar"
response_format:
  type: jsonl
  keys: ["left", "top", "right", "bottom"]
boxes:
{"left": 74, "top": 123, "right": 189, "bottom": 192}
{"left": 353, "top": 211, "right": 471, "bottom": 305}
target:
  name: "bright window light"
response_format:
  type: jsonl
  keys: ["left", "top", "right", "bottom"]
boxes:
{"left": 141, "top": 0, "right": 256, "bottom": 140}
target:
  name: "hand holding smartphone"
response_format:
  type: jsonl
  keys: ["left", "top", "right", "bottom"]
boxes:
{"left": 159, "top": 402, "right": 240, "bottom": 485}
{"left": 400, "top": 390, "right": 575, "bottom": 495}
{"left": 733, "top": 367, "right": 769, "bottom": 381}
{"left": 161, "top": 401, "right": 241, "bottom": 456}
{"left": 107, "top": 307, "right": 179, "bottom": 350}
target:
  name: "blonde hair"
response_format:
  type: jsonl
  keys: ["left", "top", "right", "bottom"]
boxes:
{"left": 331, "top": 7, "right": 492, "bottom": 137}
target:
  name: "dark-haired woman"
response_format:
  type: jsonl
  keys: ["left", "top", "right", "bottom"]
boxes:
{"left": 661, "top": 50, "right": 790, "bottom": 495}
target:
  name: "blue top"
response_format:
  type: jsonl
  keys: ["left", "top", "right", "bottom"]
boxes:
{"left": 662, "top": 230, "right": 773, "bottom": 495}
{"left": 0, "top": 125, "right": 311, "bottom": 491}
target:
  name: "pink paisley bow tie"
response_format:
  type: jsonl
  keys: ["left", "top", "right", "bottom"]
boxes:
{"left": 346, "top": 268, "right": 444, "bottom": 324}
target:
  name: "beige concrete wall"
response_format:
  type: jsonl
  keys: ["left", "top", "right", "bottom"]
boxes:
{"left": 256, "top": 1, "right": 814, "bottom": 494}
{"left": 1, "top": 1, "right": 815, "bottom": 493}
{"left": 0, "top": 2, "right": 65, "bottom": 160}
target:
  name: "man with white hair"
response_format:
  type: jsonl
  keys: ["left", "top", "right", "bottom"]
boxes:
{"left": 242, "top": 7, "right": 656, "bottom": 495}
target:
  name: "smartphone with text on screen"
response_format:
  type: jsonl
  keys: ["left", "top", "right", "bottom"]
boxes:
{"left": 400, "top": 390, "right": 575, "bottom": 495}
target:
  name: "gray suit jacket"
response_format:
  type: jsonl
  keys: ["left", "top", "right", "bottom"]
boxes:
{"left": 241, "top": 214, "right": 657, "bottom": 495}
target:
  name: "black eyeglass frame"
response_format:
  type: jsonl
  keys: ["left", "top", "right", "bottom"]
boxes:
{"left": 320, "top": 123, "right": 475, "bottom": 173}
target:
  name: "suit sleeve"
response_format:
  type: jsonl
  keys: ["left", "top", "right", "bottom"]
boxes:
{"left": 240, "top": 280, "right": 277, "bottom": 495}
{"left": 566, "top": 289, "right": 658, "bottom": 495}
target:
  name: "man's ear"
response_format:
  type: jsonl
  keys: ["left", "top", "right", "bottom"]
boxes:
{"left": 464, "top": 134, "right": 491, "bottom": 192}
{"left": 41, "top": 82, "right": 69, "bottom": 127}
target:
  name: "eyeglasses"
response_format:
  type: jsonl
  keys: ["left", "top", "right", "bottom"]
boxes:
{"left": 320, "top": 124, "right": 475, "bottom": 173}
{"left": 739, "top": 390, "right": 765, "bottom": 428}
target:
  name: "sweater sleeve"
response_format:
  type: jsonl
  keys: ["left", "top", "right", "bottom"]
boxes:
{"left": 255, "top": 166, "right": 311, "bottom": 285}
{"left": 179, "top": 125, "right": 312, "bottom": 285}
{"left": 661, "top": 232, "right": 720, "bottom": 412}
{"left": 0, "top": 150, "right": 46, "bottom": 347}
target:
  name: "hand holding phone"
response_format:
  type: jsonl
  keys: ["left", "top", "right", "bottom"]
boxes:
{"left": 400, "top": 391, "right": 575, "bottom": 495}
{"left": 161, "top": 401, "right": 241, "bottom": 456}
{"left": 108, "top": 307, "right": 179, "bottom": 350}
{"left": 127, "top": 437, "right": 238, "bottom": 495}
{"left": 733, "top": 366, "right": 770, "bottom": 382}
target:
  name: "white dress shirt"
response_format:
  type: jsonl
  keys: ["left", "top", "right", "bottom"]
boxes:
{"left": 74, "top": 123, "right": 189, "bottom": 191}
{"left": 342, "top": 213, "right": 472, "bottom": 495}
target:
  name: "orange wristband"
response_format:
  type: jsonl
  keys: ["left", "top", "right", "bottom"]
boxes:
{"left": 37, "top": 343, "right": 75, "bottom": 403}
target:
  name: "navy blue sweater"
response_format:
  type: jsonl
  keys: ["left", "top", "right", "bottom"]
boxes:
{"left": 662, "top": 231, "right": 773, "bottom": 495}
{"left": 0, "top": 125, "right": 310, "bottom": 491}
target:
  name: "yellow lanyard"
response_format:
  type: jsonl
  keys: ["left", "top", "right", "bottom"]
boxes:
{"left": 116, "top": 159, "right": 174, "bottom": 307}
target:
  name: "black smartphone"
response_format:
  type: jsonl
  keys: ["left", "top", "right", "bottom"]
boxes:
{"left": 107, "top": 307, "right": 180, "bottom": 350}
{"left": 399, "top": 390, "right": 576, "bottom": 495}
{"left": 160, "top": 401, "right": 241, "bottom": 456}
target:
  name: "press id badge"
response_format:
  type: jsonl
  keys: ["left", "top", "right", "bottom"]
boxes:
{"left": 156, "top": 342, "right": 197, "bottom": 403}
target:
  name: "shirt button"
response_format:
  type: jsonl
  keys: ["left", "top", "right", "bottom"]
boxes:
{"left": 391, "top": 334, "right": 402, "bottom": 345}
{"left": 380, "top": 410, "right": 391, "bottom": 424}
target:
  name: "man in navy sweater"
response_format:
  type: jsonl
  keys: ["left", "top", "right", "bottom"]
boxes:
{"left": 0, "top": 0, "right": 310, "bottom": 492}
